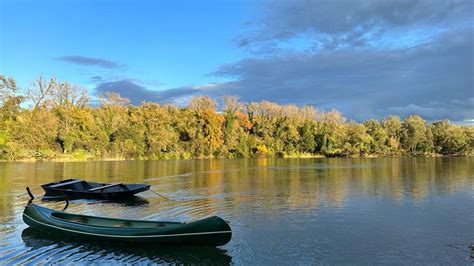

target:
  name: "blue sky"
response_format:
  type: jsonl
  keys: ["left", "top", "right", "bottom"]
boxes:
{"left": 1, "top": 0, "right": 251, "bottom": 87}
{"left": 1, "top": 0, "right": 473, "bottom": 122}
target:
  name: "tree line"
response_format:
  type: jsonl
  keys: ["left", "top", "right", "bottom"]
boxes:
{"left": 1, "top": 75, "right": 473, "bottom": 160}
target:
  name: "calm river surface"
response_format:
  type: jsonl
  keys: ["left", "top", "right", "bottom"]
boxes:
{"left": 0, "top": 157, "right": 473, "bottom": 264}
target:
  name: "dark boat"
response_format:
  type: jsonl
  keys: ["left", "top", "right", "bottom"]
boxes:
{"left": 41, "top": 179, "right": 150, "bottom": 199}
{"left": 23, "top": 203, "right": 232, "bottom": 247}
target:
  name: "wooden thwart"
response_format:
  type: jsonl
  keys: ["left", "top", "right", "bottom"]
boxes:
{"left": 49, "top": 179, "right": 83, "bottom": 188}
{"left": 88, "top": 183, "right": 123, "bottom": 192}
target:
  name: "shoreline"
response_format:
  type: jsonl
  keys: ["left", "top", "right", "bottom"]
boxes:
{"left": 1, "top": 153, "right": 471, "bottom": 163}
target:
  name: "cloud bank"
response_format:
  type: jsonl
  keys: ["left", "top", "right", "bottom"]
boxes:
{"left": 93, "top": 0, "right": 474, "bottom": 121}
{"left": 237, "top": 0, "right": 472, "bottom": 49}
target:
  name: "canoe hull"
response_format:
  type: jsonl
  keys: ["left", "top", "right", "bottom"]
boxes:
{"left": 23, "top": 204, "right": 232, "bottom": 246}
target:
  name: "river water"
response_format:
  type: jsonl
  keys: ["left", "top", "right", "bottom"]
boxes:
{"left": 0, "top": 157, "right": 473, "bottom": 264}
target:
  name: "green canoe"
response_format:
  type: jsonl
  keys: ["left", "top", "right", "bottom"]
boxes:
{"left": 23, "top": 204, "right": 232, "bottom": 246}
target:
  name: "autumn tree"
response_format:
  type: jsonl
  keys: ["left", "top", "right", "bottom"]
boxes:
{"left": 364, "top": 119, "right": 388, "bottom": 153}
{"left": 222, "top": 96, "right": 251, "bottom": 157}
{"left": 315, "top": 110, "right": 347, "bottom": 156}
{"left": 27, "top": 77, "right": 89, "bottom": 109}
{"left": 185, "top": 96, "right": 224, "bottom": 157}
{"left": 343, "top": 122, "right": 371, "bottom": 156}
{"left": 136, "top": 102, "right": 179, "bottom": 158}
{"left": 12, "top": 109, "right": 59, "bottom": 158}
{"left": 93, "top": 93, "right": 133, "bottom": 157}
{"left": 299, "top": 120, "right": 317, "bottom": 153}
{"left": 401, "top": 115, "right": 431, "bottom": 153}
{"left": 26, "top": 76, "right": 55, "bottom": 109}
{"left": 431, "top": 120, "right": 469, "bottom": 154}
{"left": 463, "top": 126, "right": 474, "bottom": 154}
{"left": 53, "top": 106, "right": 100, "bottom": 155}
{"left": 222, "top": 96, "right": 241, "bottom": 147}
{"left": 0, "top": 75, "right": 18, "bottom": 106}
{"left": 381, "top": 115, "right": 402, "bottom": 152}
{"left": 0, "top": 75, "right": 23, "bottom": 159}
{"left": 98, "top": 92, "right": 131, "bottom": 106}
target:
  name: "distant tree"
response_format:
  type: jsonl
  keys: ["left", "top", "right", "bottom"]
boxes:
{"left": 51, "top": 81, "right": 89, "bottom": 108}
{"left": 381, "top": 115, "right": 402, "bottom": 152}
{"left": 26, "top": 76, "right": 55, "bottom": 109}
{"left": 315, "top": 110, "right": 347, "bottom": 156}
{"left": 98, "top": 92, "right": 131, "bottom": 106}
{"left": 0, "top": 74, "right": 18, "bottom": 106}
{"left": 136, "top": 102, "right": 179, "bottom": 158}
{"left": 0, "top": 75, "right": 23, "bottom": 159}
{"left": 273, "top": 115, "right": 299, "bottom": 155}
{"left": 27, "top": 77, "right": 89, "bottom": 109}
{"left": 188, "top": 95, "right": 217, "bottom": 111}
{"left": 0, "top": 75, "right": 23, "bottom": 118}
{"left": 299, "top": 121, "right": 317, "bottom": 153}
{"left": 222, "top": 96, "right": 240, "bottom": 135}
{"left": 222, "top": 96, "right": 244, "bottom": 156}
{"left": 431, "top": 120, "right": 469, "bottom": 154}
{"left": 401, "top": 115, "right": 429, "bottom": 153}
{"left": 364, "top": 119, "right": 388, "bottom": 153}
{"left": 422, "top": 126, "right": 434, "bottom": 153}
{"left": 343, "top": 122, "right": 371, "bottom": 156}
{"left": 186, "top": 96, "right": 224, "bottom": 157}
{"left": 13, "top": 109, "right": 59, "bottom": 158}
{"left": 463, "top": 126, "right": 474, "bottom": 154}
{"left": 53, "top": 106, "right": 98, "bottom": 154}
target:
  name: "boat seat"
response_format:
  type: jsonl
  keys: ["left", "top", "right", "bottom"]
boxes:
{"left": 114, "top": 221, "right": 132, "bottom": 228}
{"left": 66, "top": 216, "right": 89, "bottom": 224}
{"left": 88, "top": 183, "right": 123, "bottom": 192}
{"left": 49, "top": 179, "right": 83, "bottom": 188}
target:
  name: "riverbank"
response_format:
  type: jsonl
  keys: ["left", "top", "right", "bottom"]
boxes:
{"left": 1, "top": 151, "right": 471, "bottom": 163}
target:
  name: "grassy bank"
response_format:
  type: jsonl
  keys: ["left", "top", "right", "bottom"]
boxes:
{"left": 1, "top": 151, "right": 471, "bottom": 163}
